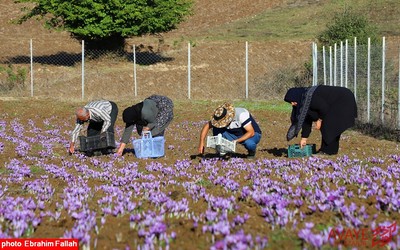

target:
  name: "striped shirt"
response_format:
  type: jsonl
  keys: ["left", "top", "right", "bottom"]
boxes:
{"left": 71, "top": 100, "right": 112, "bottom": 143}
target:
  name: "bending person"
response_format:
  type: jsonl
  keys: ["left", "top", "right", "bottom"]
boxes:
{"left": 117, "top": 95, "right": 174, "bottom": 156}
{"left": 284, "top": 85, "right": 357, "bottom": 155}
{"left": 69, "top": 100, "right": 118, "bottom": 155}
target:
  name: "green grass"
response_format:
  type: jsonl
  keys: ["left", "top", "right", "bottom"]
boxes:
{"left": 173, "top": 100, "right": 291, "bottom": 112}
{"left": 195, "top": 178, "right": 213, "bottom": 187}
{"left": 234, "top": 100, "right": 291, "bottom": 112}
{"left": 30, "top": 165, "right": 46, "bottom": 175}
{"left": 193, "top": 0, "right": 400, "bottom": 42}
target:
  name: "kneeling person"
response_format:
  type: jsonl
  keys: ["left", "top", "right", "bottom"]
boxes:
{"left": 198, "top": 103, "right": 262, "bottom": 158}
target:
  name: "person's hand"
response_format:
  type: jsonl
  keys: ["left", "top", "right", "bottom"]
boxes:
{"left": 315, "top": 119, "right": 322, "bottom": 130}
{"left": 116, "top": 143, "right": 126, "bottom": 156}
{"left": 300, "top": 138, "right": 307, "bottom": 148}
{"left": 68, "top": 143, "right": 75, "bottom": 154}
{"left": 198, "top": 143, "right": 205, "bottom": 154}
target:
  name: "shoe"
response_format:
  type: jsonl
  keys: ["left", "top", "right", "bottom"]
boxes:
{"left": 101, "top": 148, "right": 114, "bottom": 155}
{"left": 247, "top": 150, "right": 256, "bottom": 159}
{"left": 316, "top": 151, "right": 334, "bottom": 156}
{"left": 85, "top": 151, "right": 94, "bottom": 157}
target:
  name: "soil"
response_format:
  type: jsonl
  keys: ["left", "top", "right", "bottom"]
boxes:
{"left": 1, "top": 100, "right": 400, "bottom": 250}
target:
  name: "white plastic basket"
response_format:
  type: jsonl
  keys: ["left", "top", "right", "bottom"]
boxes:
{"left": 206, "top": 133, "right": 236, "bottom": 152}
{"left": 133, "top": 131, "right": 165, "bottom": 158}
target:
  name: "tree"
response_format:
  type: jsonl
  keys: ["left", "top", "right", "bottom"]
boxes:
{"left": 317, "top": 8, "right": 378, "bottom": 46}
{"left": 16, "top": 0, "right": 193, "bottom": 49}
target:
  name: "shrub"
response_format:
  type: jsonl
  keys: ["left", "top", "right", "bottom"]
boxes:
{"left": 317, "top": 8, "right": 378, "bottom": 46}
{"left": 0, "top": 64, "right": 27, "bottom": 92}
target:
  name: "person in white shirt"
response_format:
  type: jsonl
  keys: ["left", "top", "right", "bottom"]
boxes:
{"left": 198, "top": 102, "right": 262, "bottom": 158}
{"left": 69, "top": 100, "right": 118, "bottom": 155}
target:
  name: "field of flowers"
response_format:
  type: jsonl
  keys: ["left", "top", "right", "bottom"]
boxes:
{"left": 0, "top": 99, "right": 399, "bottom": 250}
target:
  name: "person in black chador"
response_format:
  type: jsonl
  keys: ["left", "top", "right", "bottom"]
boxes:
{"left": 284, "top": 85, "right": 357, "bottom": 155}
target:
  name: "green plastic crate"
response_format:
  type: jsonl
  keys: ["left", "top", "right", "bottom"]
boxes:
{"left": 288, "top": 144, "right": 316, "bottom": 158}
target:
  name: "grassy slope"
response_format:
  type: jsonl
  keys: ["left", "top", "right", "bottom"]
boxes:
{"left": 196, "top": 0, "right": 400, "bottom": 42}
{"left": 1, "top": 0, "right": 399, "bottom": 45}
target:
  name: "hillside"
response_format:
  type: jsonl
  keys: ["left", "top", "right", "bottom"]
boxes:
{"left": 0, "top": 0, "right": 292, "bottom": 41}
{"left": 2, "top": 0, "right": 400, "bottom": 52}
{"left": 1, "top": 0, "right": 400, "bottom": 101}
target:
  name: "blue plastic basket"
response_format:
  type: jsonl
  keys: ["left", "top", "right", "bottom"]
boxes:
{"left": 288, "top": 144, "right": 316, "bottom": 158}
{"left": 133, "top": 131, "right": 165, "bottom": 158}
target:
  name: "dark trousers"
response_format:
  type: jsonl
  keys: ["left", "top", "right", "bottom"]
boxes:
{"left": 87, "top": 101, "right": 118, "bottom": 137}
{"left": 320, "top": 134, "right": 340, "bottom": 155}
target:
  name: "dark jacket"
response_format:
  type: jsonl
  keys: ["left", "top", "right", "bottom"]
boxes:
{"left": 302, "top": 85, "right": 357, "bottom": 143}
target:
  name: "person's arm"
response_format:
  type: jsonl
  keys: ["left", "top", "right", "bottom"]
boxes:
{"left": 198, "top": 121, "right": 212, "bottom": 154}
{"left": 236, "top": 123, "right": 255, "bottom": 143}
{"left": 100, "top": 113, "right": 111, "bottom": 134}
{"left": 116, "top": 124, "right": 135, "bottom": 156}
{"left": 69, "top": 122, "right": 83, "bottom": 154}
{"left": 301, "top": 115, "right": 313, "bottom": 138}
{"left": 235, "top": 110, "right": 255, "bottom": 143}
{"left": 300, "top": 116, "right": 313, "bottom": 148}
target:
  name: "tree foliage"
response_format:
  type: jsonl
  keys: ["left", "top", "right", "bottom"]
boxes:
{"left": 317, "top": 8, "right": 378, "bottom": 46}
{"left": 16, "top": 0, "right": 193, "bottom": 42}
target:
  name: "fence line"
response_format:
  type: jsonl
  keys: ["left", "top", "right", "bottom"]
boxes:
{"left": 187, "top": 42, "right": 191, "bottom": 100}
{"left": 1, "top": 38, "right": 400, "bottom": 131}
{"left": 398, "top": 47, "right": 400, "bottom": 129}
{"left": 81, "top": 40, "right": 85, "bottom": 101}
{"left": 0, "top": 39, "right": 316, "bottom": 101}
{"left": 313, "top": 36, "right": 400, "bottom": 131}
{"left": 30, "top": 39, "right": 33, "bottom": 97}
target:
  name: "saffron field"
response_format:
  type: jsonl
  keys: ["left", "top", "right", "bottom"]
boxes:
{"left": 0, "top": 99, "right": 399, "bottom": 250}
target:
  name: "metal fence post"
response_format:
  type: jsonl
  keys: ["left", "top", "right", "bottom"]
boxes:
{"left": 30, "top": 39, "right": 33, "bottom": 97}
{"left": 354, "top": 37, "right": 357, "bottom": 100}
{"left": 367, "top": 37, "right": 371, "bottom": 123}
{"left": 345, "top": 39, "right": 348, "bottom": 88}
{"left": 340, "top": 41, "right": 343, "bottom": 87}
{"left": 398, "top": 45, "right": 400, "bottom": 129}
{"left": 81, "top": 40, "right": 85, "bottom": 100}
{"left": 312, "top": 42, "right": 317, "bottom": 86}
{"left": 323, "top": 46, "right": 326, "bottom": 85}
{"left": 329, "top": 46, "right": 332, "bottom": 86}
{"left": 133, "top": 45, "right": 137, "bottom": 97}
{"left": 245, "top": 41, "right": 248, "bottom": 99}
{"left": 381, "top": 37, "right": 386, "bottom": 124}
{"left": 334, "top": 43, "right": 337, "bottom": 86}
{"left": 187, "top": 42, "right": 191, "bottom": 99}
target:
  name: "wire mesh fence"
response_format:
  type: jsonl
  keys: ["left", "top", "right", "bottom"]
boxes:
{"left": 2, "top": 37, "right": 400, "bottom": 132}
{"left": 0, "top": 38, "right": 310, "bottom": 102}
{"left": 314, "top": 37, "right": 400, "bottom": 132}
